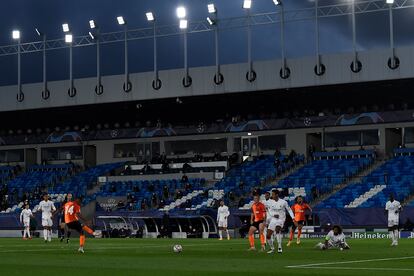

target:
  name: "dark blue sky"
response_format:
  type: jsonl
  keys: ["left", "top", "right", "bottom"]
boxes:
{"left": 1, "top": 0, "right": 413, "bottom": 86}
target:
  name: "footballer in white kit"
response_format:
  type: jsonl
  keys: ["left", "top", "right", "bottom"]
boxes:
{"left": 265, "top": 189, "right": 295, "bottom": 254}
{"left": 20, "top": 204, "right": 33, "bottom": 239}
{"left": 385, "top": 194, "right": 402, "bottom": 246}
{"left": 217, "top": 200, "right": 230, "bottom": 240}
{"left": 262, "top": 192, "right": 272, "bottom": 237}
{"left": 38, "top": 194, "right": 56, "bottom": 242}
{"left": 316, "top": 225, "right": 350, "bottom": 250}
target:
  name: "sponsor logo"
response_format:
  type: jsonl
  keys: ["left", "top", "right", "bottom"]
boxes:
{"left": 352, "top": 232, "right": 389, "bottom": 239}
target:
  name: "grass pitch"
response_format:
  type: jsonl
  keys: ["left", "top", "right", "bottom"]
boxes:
{"left": 0, "top": 238, "right": 412, "bottom": 275}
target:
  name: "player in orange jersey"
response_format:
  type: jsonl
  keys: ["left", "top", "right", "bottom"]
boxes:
{"left": 287, "top": 196, "right": 312, "bottom": 246}
{"left": 248, "top": 194, "right": 267, "bottom": 251}
{"left": 64, "top": 197, "right": 96, "bottom": 253}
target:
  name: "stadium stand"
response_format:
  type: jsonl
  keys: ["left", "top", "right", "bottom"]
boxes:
{"left": 317, "top": 154, "right": 414, "bottom": 208}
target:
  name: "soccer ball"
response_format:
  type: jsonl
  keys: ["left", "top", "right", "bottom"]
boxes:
{"left": 173, "top": 244, "right": 183, "bottom": 253}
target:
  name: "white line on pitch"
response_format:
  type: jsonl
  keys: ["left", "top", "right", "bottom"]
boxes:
{"left": 300, "top": 267, "right": 414, "bottom": 271}
{"left": 286, "top": 256, "right": 414, "bottom": 268}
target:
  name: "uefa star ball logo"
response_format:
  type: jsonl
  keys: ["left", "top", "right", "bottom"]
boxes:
{"left": 304, "top": 117, "right": 312, "bottom": 127}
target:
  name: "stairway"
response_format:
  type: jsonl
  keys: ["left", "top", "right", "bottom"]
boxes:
{"left": 346, "top": 185, "right": 386, "bottom": 208}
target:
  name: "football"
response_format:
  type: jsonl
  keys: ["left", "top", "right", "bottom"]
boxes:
{"left": 173, "top": 244, "right": 183, "bottom": 253}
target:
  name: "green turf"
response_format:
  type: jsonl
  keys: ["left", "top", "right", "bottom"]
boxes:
{"left": 0, "top": 238, "right": 413, "bottom": 275}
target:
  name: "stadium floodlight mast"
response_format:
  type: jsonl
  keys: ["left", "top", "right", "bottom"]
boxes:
{"left": 386, "top": 0, "right": 398, "bottom": 69}
{"left": 12, "top": 30, "right": 24, "bottom": 102}
{"left": 177, "top": 6, "right": 192, "bottom": 88}
{"left": 314, "top": 0, "right": 325, "bottom": 76}
{"left": 146, "top": 12, "right": 161, "bottom": 90}
{"left": 243, "top": 0, "right": 256, "bottom": 82}
{"left": 35, "top": 28, "right": 50, "bottom": 100}
{"left": 206, "top": 3, "right": 223, "bottom": 85}
{"left": 349, "top": 0, "right": 361, "bottom": 73}
{"left": 89, "top": 20, "right": 103, "bottom": 95}
{"left": 117, "top": 16, "right": 132, "bottom": 92}
{"left": 63, "top": 23, "right": 76, "bottom": 97}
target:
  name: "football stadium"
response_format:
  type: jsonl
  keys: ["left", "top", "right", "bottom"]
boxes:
{"left": 0, "top": 0, "right": 414, "bottom": 275}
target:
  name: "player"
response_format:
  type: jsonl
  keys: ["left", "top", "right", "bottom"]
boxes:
{"left": 262, "top": 191, "right": 271, "bottom": 238}
{"left": 64, "top": 197, "right": 96, "bottom": 253}
{"left": 385, "top": 194, "right": 402, "bottom": 246}
{"left": 266, "top": 189, "right": 295, "bottom": 254}
{"left": 287, "top": 196, "right": 312, "bottom": 246}
{"left": 217, "top": 200, "right": 230, "bottom": 240}
{"left": 59, "top": 194, "right": 72, "bottom": 243}
{"left": 316, "top": 225, "right": 350, "bottom": 250}
{"left": 38, "top": 193, "right": 56, "bottom": 242}
{"left": 20, "top": 204, "right": 34, "bottom": 240}
{"left": 248, "top": 194, "right": 266, "bottom": 251}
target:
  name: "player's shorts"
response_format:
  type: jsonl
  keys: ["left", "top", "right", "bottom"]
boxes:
{"left": 66, "top": 221, "right": 83, "bottom": 233}
{"left": 42, "top": 218, "right": 53, "bottom": 227}
{"left": 23, "top": 220, "right": 30, "bottom": 227}
{"left": 327, "top": 240, "right": 348, "bottom": 249}
{"left": 268, "top": 218, "right": 285, "bottom": 231}
{"left": 251, "top": 220, "right": 264, "bottom": 230}
{"left": 388, "top": 219, "right": 399, "bottom": 228}
{"left": 218, "top": 219, "right": 228, "bottom": 228}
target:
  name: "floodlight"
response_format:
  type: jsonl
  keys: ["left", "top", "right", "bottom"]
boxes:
{"left": 65, "top": 34, "right": 73, "bottom": 43}
{"left": 273, "top": 0, "right": 281, "bottom": 5}
{"left": 179, "top": 19, "right": 188, "bottom": 29}
{"left": 207, "top": 17, "right": 215, "bottom": 25}
{"left": 88, "top": 31, "right": 95, "bottom": 40}
{"left": 12, "top": 30, "right": 20, "bottom": 40}
{"left": 35, "top": 28, "right": 42, "bottom": 36}
{"left": 386, "top": 0, "right": 394, "bottom": 3}
{"left": 243, "top": 0, "right": 252, "bottom": 9}
{"left": 89, "top": 20, "right": 96, "bottom": 29}
{"left": 176, "top": 7, "right": 186, "bottom": 19}
{"left": 117, "top": 16, "right": 126, "bottom": 25}
{"left": 146, "top": 12, "right": 155, "bottom": 21}
{"left": 207, "top": 4, "right": 216, "bottom": 14}
{"left": 62, "top": 23, "right": 70, "bottom": 33}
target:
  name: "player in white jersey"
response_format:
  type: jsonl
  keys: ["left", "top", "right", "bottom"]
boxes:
{"left": 20, "top": 204, "right": 33, "bottom": 240}
{"left": 262, "top": 192, "right": 271, "bottom": 238}
{"left": 266, "top": 189, "right": 295, "bottom": 254}
{"left": 217, "top": 200, "right": 230, "bottom": 240}
{"left": 385, "top": 194, "right": 402, "bottom": 246}
{"left": 316, "top": 225, "right": 350, "bottom": 250}
{"left": 38, "top": 193, "right": 56, "bottom": 242}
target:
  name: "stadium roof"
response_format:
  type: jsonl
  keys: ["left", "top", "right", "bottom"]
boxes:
{"left": 0, "top": 0, "right": 413, "bottom": 86}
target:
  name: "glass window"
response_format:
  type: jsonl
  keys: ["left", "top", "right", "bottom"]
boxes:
{"left": 165, "top": 138, "right": 227, "bottom": 155}
{"left": 0, "top": 149, "right": 24, "bottom": 163}
{"left": 258, "top": 135, "right": 286, "bottom": 150}
{"left": 114, "top": 143, "right": 137, "bottom": 158}
{"left": 41, "top": 146, "right": 83, "bottom": 161}
{"left": 361, "top": 130, "right": 380, "bottom": 146}
{"left": 405, "top": 127, "right": 414, "bottom": 144}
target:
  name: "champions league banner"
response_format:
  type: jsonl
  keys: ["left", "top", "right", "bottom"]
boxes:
{"left": 96, "top": 196, "right": 127, "bottom": 211}
{"left": 0, "top": 110, "right": 414, "bottom": 146}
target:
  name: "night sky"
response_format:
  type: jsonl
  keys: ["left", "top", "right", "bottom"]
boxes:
{"left": 0, "top": 0, "right": 413, "bottom": 86}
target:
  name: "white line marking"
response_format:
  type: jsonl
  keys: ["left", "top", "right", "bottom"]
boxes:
{"left": 301, "top": 267, "right": 414, "bottom": 272}
{"left": 287, "top": 256, "right": 414, "bottom": 269}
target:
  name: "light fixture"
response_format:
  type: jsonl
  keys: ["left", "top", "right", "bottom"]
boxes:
{"left": 207, "top": 17, "right": 215, "bottom": 26}
{"left": 146, "top": 12, "right": 155, "bottom": 22}
{"left": 176, "top": 6, "right": 187, "bottom": 19}
{"left": 12, "top": 30, "right": 20, "bottom": 40}
{"left": 89, "top": 20, "right": 96, "bottom": 29}
{"left": 65, "top": 34, "right": 73, "bottom": 43}
{"left": 179, "top": 19, "right": 188, "bottom": 29}
{"left": 117, "top": 16, "right": 126, "bottom": 25}
{"left": 207, "top": 4, "right": 217, "bottom": 14}
{"left": 243, "top": 0, "right": 252, "bottom": 9}
{"left": 386, "top": 0, "right": 394, "bottom": 3}
{"left": 35, "top": 28, "right": 42, "bottom": 36}
{"left": 88, "top": 31, "right": 95, "bottom": 40}
{"left": 62, "top": 23, "right": 70, "bottom": 33}
{"left": 273, "top": 0, "right": 281, "bottom": 5}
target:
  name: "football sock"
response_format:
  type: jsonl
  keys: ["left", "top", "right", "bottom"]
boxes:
{"left": 82, "top": 226, "right": 94, "bottom": 235}
{"left": 276, "top": 233, "right": 282, "bottom": 248}
{"left": 225, "top": 230, "right": 229, "bottom": 238}
{"left": 260, "top": 233, "right": 266, "bottom": 246}
{"left": 219, "top": 230, "right": 223, "bottom": 239}
{"left": 389, "top": 231, "right": 394, "bottom": 242}
{"left": 48, "top": 230, "right": 52, "bottom": 241}
{"left": 27, "top": 228, "right": 31, "bottom": 238}
{"left": 289, "top": 229, "right": 294, "bottom": 241}
{"left": 80, "top": 235, "right": 85, "bottom": 247}
{"left": 394, "top": 230, "right": 399, "bottom": 241}
{"left": 23, "top": 229, "right": 27, "bottom": 238}
{"left": 43, "top": 229, "right": 48, "bottom": 241}
{"left": 297, "top": 229, "right": 302, "bottom": 240}
{"left": 248, "top": 234, "right": 255, "bottom": 248}
{"left": 267, "top": 236, "right": 275, "bottom": 250}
